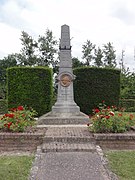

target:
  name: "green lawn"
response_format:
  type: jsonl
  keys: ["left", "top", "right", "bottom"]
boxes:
{"left": 106, "top": 151, "right": 135, "bottom": 180}
{"left": 0, "top": 155, "right": 34, "bottom": 180}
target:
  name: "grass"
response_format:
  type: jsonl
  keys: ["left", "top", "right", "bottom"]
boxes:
{"left": 106, "top": 151, "right": 135, "bottom": 180}
{"left": 0, "top": 155, "right": 34, "bottom": 180}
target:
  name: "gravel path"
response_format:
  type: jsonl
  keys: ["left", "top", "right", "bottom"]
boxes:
{"left": 30, "top": 152, "right": 109, "bottom": 180}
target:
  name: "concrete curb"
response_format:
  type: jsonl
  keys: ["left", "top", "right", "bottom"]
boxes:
{"left": 29, "top": 146, "right": 42, "bottom": 180}
{"left": 96, "top": 145, "right": 119, "bottom": 180}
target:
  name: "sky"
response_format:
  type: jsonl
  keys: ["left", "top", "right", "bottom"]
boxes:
{"left": 0, "top": 0, "right": 135, "bottom": 71}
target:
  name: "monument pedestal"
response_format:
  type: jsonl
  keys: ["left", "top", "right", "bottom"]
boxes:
{"left": 38, "top": 112, "right": 89, "bottom": 125}
{"left": 52, "top": 100, "right": 80, "bottom": 114}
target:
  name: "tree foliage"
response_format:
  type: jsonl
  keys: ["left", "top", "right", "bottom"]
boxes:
{"left": 94, "top": 47, "right": 103, "bottom": 67}
{"left": 82, "top": 40, "right": 95, "bottom": 66}
{"left": 0, "top": 54, "right": 18, "bottom": 98}
{"left": 19, "top": 29, "right": 58, "bottom": 69}
{"left": 20, "top": 31, "right": 38, "bottom": 66}
{"left": 103, "top": 42, "right": 117, "bottom": 68}
{"left": 72, "top": 57, "right": 84, "bottom": 68}
{"left": 120, "top": 67, "right": 135, "bottom": 99}
{"left": 38, "top": 29, "right": 58, "bottom": 67}
{"left": 82, "top": 41, "right": 117, "bottom": 68}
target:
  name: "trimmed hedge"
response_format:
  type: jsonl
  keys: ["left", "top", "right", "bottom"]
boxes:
{"left": 119, "top": 99, "right": 135, "bottom": 112}
{"left": 0, "top": 99, "right": 7, "bottom": 114}
{"left": 7, "top": 67, "right": 53, "bottom": 116}
{"left": 73, "top": 67, "right": 120, "bottom": 115}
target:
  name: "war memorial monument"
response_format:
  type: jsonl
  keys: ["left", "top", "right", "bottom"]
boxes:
{"left": 38, "top": 25, "right": 89, "bottom": 124}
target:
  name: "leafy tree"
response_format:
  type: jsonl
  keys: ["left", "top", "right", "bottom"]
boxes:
{"left": 72, "top": 57, "right": 84, "bottom": 68}
{"left": 94, "top": 47, "right": 103, "bottom": 67}
{"left": 103, "top": 42, "right": 117, "bottom": 68}
{"left": 19, "top": 29, "right": 58, "bottom": 72}
{"left": 38, "top": 29, "right": 58, "bottom": 68}
{"left": 0, "top": 54, "right": 18, "bottom": 81}
{"left": 0, "top": 54, "right": 18, "bottom": 98}
{"left": 120, "top": 66, "right": 135, "bottom": 99}
{"left": 20, "top": 31, "right": 38, "bottom": 66}
{"left": 82, "top": 40, "right": 95, "bottom": 66}
{"left": 119, "top": 50, "right": 135, "bottom": 99}
{"left": 119, "top": 49, "right": 125, "bottom": 73}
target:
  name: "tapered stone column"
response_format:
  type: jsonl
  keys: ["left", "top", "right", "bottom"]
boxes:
{"left": 51, "top": 25, "right": 80, "bottom": 116}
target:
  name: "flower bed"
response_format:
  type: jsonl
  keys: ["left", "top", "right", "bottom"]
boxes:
{"left": 0, "top": 106, "right": 37, "bottom": 132}
{"left": 89, "top": 101, "right": 135, "bottom": 133}
{"left": 0, "top": 105, "right": 46, "bottom": 152}
{"left": 87, "top": 101, "right": 135, "bottom": 150}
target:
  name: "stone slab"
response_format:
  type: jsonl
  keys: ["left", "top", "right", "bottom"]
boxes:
{"left": 42, "top": 142, "right": 96, "bottom": 152}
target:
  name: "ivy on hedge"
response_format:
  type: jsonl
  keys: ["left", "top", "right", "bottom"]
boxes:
{"left": 73, "top": 67, "right": 120, "bottom": 115}
{"left": 7, "top": 66, "right": 53, "bottom": 116}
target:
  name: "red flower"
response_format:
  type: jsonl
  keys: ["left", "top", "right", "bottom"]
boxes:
{"left": 5, "top": 113, "right": 14, "bottom": 118}
{"left": 7, "top": 122, "right": 12, "bottom": 129}
{"left": 102, "top": 100, "right": 105, "bottom": 103}
{"left": 8, "top": 114, "right": 14, "bottom": 118}
{"left": 17, "top": 106, "right": 24, "bottom": 111}
{"left": 94, "top": 108, "right": 100, "bottom": 113}
{"left": 4, "top": 123, "right": 7, "bottom": 127}
{"left": 130, "top": 114, "right": 134, "bottom": 120}
{"left": 105, "top": 115, "right": 110, "bottom": 119}
{"left": 5, "top": 114, "right": 10, "bottom": 117}
{"left": 118, "top": 113, "right": 122, "bottom": 117}
{"left": 109, "top": 112, "right": 114, "bottom": 116}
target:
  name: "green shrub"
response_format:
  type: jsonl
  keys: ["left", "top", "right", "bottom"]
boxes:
{"left": 0, "top": 99, "right": 7, "bottom": 114}
{"left": 119, "top": 99, "right": 135, "bottom": 112}
{"left": 7, "top": 67, "right": 53, "bottom": 116}
{"left": 89, "top": 101, "right": 135, "bottom": 133}
{"left": 0, "top": 105, "right": 37, "bottom": 132}
{"left": 73, "top": 67, "right": 120, "bottom": 115}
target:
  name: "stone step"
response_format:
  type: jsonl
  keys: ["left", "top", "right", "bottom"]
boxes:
{"left": 38, "top": 117, "right": 89, "bottom": 125}
{"left": 44, "top": 126, "right": 92, "bottom": 137}
{"left": 41, "top": 126, "right": 95, "bottom": 152}
{"left": 43, "top": 126, "right": 94, "bottom": 143}
{"left": 42, "top": 142, "right": 96, "bottom": 153}
{"left": 43, "top": 136, "right": 95, "bottom": 144}
{"left": 38, "top": 112, "right": 90, "bottom": 125}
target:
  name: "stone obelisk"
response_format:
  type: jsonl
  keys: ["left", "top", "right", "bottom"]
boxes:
{"left": 38, "top": 25, "right": 89, "bottom": 124}
{"left": 51, "top": 24, "right": 80, "bottom": 116}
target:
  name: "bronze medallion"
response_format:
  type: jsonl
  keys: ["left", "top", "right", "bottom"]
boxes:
{"left": 60, "top": 74, "right": 72, "bottom": 87}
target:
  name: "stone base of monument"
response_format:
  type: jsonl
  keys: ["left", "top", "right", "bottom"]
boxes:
{"left": 37, "top": 111, "right": 89, "bottom": 125}
{"left": 38, "top": 101, "right": 90, "bottom": 125}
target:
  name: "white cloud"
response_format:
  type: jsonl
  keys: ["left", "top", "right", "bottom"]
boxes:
{"left": 0, "top": 0, "right": 135, "bottom": 71}
{"left": 0, "top": 22, "right": 21, "bottom": 55}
